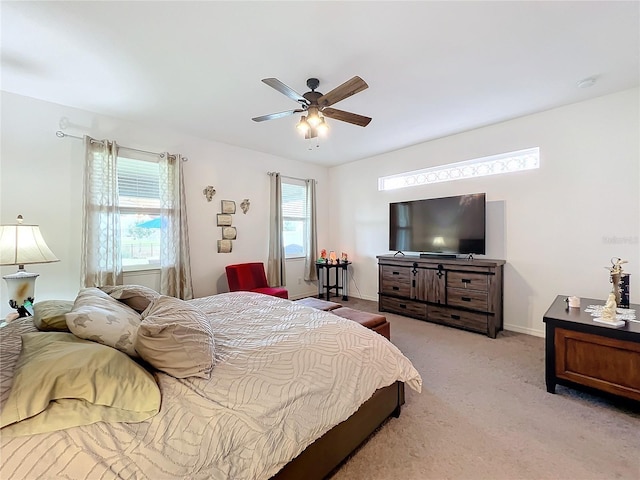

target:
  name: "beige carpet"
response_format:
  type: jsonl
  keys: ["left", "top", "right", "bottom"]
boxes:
{"left": 329, "top": 298, "right": 640, "bottom": 480}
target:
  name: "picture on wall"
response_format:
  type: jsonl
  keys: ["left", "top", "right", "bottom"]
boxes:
{"left": 221, "top": 200, "right": 236, "bottom": 214}
{"left": 222, "top": 226, "right": 237, "bottom": 240}
{"left": 218, "top": 239, "right": 232, "bottom": 253}
{"left": 217, "top": 214, "right": 232, "bottom": 226}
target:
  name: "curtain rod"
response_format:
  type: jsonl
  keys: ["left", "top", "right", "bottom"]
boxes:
{"left": 267, "top": 172, "right": 317, "bottom": 183}
{"left": 56, "top": 131, "right": 188, "bottom": 162}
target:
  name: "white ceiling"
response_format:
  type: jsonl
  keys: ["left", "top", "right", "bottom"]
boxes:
{"left": 2, "top": 1, "right": 638, "bottom": 167}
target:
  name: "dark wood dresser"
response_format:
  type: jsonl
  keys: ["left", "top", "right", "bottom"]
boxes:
{"left": 377, "top": 255, "right": 505, "bottom": 338}
{"left": 543, "top": 295, "right": 640, "bottom": 401}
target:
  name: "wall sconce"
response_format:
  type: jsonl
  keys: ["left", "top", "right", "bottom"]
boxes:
{"left": 0, "top": 215, "right": 59, "bottom": 317}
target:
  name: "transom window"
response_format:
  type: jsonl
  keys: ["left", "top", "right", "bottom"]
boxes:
{"left": 378, "top": 147, "right": 540, "bottom": 191}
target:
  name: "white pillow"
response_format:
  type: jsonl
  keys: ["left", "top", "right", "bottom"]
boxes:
{"left": 135, "top": 295, "right": 216, "bottom": 378}
{"left": 99, "top": 284, "right": 160, "bottom": 313}
{"left": 65, "top": 288, "right": 141, "bottom": 357}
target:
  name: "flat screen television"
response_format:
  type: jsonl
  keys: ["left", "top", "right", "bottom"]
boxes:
{"left": 389, "top": 193, "right": 486, "bottom": 256}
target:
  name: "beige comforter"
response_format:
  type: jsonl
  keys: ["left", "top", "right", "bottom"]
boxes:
{"left": 0, "top": 292, "right": 421, "bottom": 480}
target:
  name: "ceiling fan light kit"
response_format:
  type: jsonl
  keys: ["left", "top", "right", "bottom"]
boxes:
{"left": 252, "top": 76, "right": 371, "bottom": 140}
{"left": 296, "top": 116, "right": 310, "bottom": 133}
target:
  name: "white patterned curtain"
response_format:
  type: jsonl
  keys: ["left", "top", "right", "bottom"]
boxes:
{"left": 304, "top": 179, "right": 318, "bottom": 281}
{"left": 159, "top": 153, "right": 194, "bottom": 299}
{"left": 267, "top": 172, "right": 286, "bottom": 286}
{"left": 82, "top": 135, "right": 123, "bottom": 287}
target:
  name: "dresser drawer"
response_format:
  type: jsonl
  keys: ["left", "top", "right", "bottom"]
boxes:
{"left": 380, "top": 265, "right": 412, "bottom": 297}
{"left": 447, "top": 271, "right": 489, "bottom": 292}
{"left": 427, "top": 306, "right": 488, "bottom": 334}
{"left": 447, "top": 287, "right": 488, "bottom": 311}
{"left": 380, "top": 296, "right": 426, "bottom": 319}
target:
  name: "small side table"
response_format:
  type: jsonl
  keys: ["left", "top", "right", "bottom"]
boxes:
{"left": 316, "top": 261, "right": 351, "bottom": 301}
{"left": 543, "top": 295, "right": 640, "bottom": 401}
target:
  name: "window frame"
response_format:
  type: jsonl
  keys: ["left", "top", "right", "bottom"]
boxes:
{"left": 116, "top": 154, "right": 162, "bottom": 272}
{"left": 281, "top": 179, "right": 308, "bottom": 260}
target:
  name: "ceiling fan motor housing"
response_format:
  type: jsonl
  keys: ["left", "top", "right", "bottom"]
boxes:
{"left": 306, "top": 78, "right": 320, "bottom": 91}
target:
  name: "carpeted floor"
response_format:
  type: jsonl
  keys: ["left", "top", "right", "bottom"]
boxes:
{"left": 329, "top": 297, "right": 640, "bottom": 480}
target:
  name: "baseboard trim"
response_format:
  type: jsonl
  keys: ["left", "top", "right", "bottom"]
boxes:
{"left": 503, "top": 323, "right": 544, "bottom": 338}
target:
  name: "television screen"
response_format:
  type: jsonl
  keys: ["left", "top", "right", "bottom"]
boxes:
{"left": 389, "top": 193, "right": 486, "bottom": 255}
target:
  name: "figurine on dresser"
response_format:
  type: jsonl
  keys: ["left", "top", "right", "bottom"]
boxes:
{"left": 606, "top": 257, "right": 629, "bottom": 307}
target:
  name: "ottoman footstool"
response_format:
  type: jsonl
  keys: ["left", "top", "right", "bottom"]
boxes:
{"left": 331, "top": 307, "right": 390, "bottom": 340}
{"left": 294, "top": 297, "right": 343, "bottom": 311}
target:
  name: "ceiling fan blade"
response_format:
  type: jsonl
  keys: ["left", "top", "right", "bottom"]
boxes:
{"left": 317, "top": 76, "right": 368, "bottom": 107}
{"left": 322, "top": 108, "right": 372, "bottom": 127}
{"left": 262, "top": 78, "right": 307, "bottom": 104}
{"left": 252, "top": 109, "right": 303, "bottom": 122}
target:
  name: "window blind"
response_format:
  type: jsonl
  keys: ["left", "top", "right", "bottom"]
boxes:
{"left": 282, "top": 182, "right": 306, "bottom": 218}
{"left": 117, "top": 157, "right": 161, "bottom": 208}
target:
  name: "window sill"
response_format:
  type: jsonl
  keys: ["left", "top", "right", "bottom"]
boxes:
{"left": 123, "top": 264, "right": 160, "bottom": 273}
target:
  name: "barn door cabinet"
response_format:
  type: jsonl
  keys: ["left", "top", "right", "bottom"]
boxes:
{"left": 377, "top": 255, "right": 505, "bottom": 338}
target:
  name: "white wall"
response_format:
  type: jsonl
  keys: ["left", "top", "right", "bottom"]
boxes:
{"left": 329, "top": 88, "right": 640, "bottom": 336}
{"left": 3, "top": 89, "right": 638, "bottom": 338}
{"left": 0, "top": 92, "right": 328, "bottom": 312}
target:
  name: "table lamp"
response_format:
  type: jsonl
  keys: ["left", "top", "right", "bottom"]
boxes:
{"left": 0, "top": 215, "right": 59, "bottom": 317}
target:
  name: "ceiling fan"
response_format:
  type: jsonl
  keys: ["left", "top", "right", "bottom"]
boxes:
{"left": 252, "top": 76, "right": 372, "bottom": 139}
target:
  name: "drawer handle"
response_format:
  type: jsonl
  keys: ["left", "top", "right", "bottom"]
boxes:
{"left": 399, "top": 304, "right": 407, "bottom": 309}
{"left": 461, "top": 279, "right": 471, "bottom": 284}
{"left": 461, "top": 297, "right": 471, "bottom": 302}
{"left": 392, "top": 286, "right": 399, "bottom": 291}
{"left": 392, "top": 271, "right": 400, "bottom": 275}
{"left": 451, "top": 314, "right": 461, "bottom": 320}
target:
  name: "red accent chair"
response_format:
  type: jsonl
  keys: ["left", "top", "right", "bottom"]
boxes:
{"left": 225, "top": 262, "right": 289, "bottom": 299}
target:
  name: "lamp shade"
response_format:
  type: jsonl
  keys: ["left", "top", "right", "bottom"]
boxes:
{"left": 0, "top": 221, "right": 59, "bottom": 266}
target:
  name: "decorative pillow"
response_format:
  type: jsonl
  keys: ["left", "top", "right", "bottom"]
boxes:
{"left": 0, "top": 332, "right": 160, "bottom": 437}
{"left": 66, "top": 287, "right": 141, "bottom": 357}
{"left": 33, "top": 300, "right": 74, "bottom": 332}
{"left": 100, "top": 285, "right": 160, "bottom": 313}
{"left": 135, "top": 295, "right": 216, "bottom": 379}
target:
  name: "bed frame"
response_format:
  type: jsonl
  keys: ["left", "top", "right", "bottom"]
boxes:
{"left": 271, "top": 381, "right": 405, "bottom": 480}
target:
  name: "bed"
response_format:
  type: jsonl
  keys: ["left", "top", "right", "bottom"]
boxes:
{"left": 0, "top": 289, "right": 422, "bottom": 480}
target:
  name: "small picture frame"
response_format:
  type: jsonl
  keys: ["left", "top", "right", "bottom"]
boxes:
{"left": 221, "top": 200, "right": 236, "bottom": 214}
{"left": 217, "top": 239, "right": 232, "bottom": 253}
{"left": 217, "top": 214, "right": 232, "bottom": 226}
{"left": 222, "top": 226, "right": 237, "bottom": 240}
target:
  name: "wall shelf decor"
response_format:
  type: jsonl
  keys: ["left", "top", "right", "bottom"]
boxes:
{"left": 217, "top": 214, "right": 232, "bottom": 226}
{"left": 222, "top": 226, "right": 237, "bottom": 240}
{"left": 203, "top": 186, "right": 216, "bottom": 202}
{"left": 221, "top": 200, "right": 236, "bottom": 214}
{"left": 218, "top": 239, "right": 232, "bottom": 253}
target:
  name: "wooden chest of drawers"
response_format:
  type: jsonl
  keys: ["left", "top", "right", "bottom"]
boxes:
{"left": 378, "top": 255, "right": 504, "bottom": 338}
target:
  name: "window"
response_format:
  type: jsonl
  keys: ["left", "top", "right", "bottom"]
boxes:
{"left": 281, "top": 180, "right": 308, "bottom": 258}
{"left": 378, "top": 147, "right": 540, "bottom": 191}
{"left": 117, "top": 156, "right": 161, "bottom": 269}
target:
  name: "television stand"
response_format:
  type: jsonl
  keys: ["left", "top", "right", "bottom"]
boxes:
{"left": 378, "top": 255, "right": 505, "bottom": 338}
{"left": 419, "top": 253, "right": 457, "bottom": 259}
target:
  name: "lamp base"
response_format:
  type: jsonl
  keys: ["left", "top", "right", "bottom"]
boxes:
{"left": 3, "top": 268, "right": 38, "bottom": 318}
{"left": 8, "top": 299, "right": 34, "bottom": 317}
